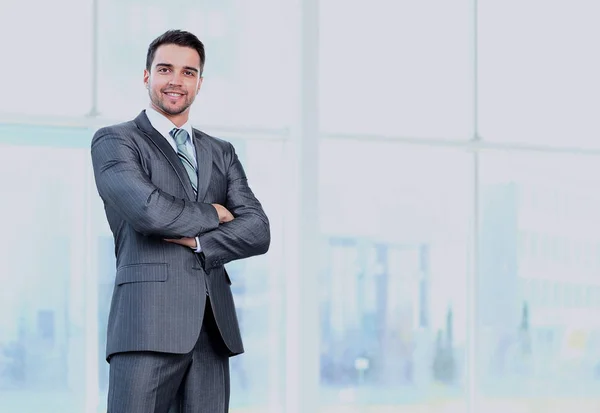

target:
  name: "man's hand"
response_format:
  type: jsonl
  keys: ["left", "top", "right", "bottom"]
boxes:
{"left": 164, "top": 205, "right": 233, "bottom": 248}
{"left": 164, "top": 237, "right": 197, "bottom": 248}
{"left": 212, "top": 204, "right": 234, "bottom": 223}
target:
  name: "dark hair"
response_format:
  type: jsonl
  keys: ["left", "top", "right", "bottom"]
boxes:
{"left": 146, "top": 30, "right": 205, "bottom": 75}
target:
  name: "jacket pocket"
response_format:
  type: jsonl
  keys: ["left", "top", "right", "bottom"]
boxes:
{"left": 116, "top": 263, "right": 168, "bottom": 285}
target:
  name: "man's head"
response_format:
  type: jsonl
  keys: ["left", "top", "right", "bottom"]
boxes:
{"left": 144, "top": 30, "right": 205, "bottom": 126}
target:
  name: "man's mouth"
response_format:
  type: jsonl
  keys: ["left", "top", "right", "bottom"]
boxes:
{"left": 164, "top": 91, "right": 185, "bottom": 98}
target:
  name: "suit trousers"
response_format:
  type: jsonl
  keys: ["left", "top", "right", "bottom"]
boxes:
{"left": 107, "top": 299, "right": 230, "bottom": 413}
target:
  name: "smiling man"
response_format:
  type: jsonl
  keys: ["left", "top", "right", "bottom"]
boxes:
{"left": 90, "top": 30, "right": 270, "bottom": 413}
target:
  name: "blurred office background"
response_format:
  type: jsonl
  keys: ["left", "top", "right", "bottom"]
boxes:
{"left": 1, "top": 0, "right": 600, "bottom": 412}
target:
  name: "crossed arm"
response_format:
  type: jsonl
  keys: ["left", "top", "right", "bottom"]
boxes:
{"left": 91, "top": 129, "right": 270, "bottom": 269}
{"left": 167, "top": 144, "right": 271, "bottom": 269}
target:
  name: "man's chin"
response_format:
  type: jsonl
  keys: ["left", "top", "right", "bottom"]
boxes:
{"left": 159, "top": 104, "right": 189, "bottom": 117}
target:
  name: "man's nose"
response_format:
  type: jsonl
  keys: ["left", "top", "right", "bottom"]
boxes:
{"left": 168, "top": 73, "right": 182, "bottom": 85}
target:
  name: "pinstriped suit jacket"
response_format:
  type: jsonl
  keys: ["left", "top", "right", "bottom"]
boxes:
{"left": 90, "top": 110, "right": 270, "bottom": 360}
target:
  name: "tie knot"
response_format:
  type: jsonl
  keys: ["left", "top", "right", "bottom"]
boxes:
{"left": 170, "top": 128, "right": 189, "bottom": 147}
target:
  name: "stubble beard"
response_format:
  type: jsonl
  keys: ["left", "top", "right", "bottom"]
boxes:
{"left": 149, "top": 87, "right": 193, "bottom": 117}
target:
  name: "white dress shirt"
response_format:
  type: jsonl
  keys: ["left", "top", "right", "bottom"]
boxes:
{"left": 145, "top": 106, "right": 203, "bottom": 253}
{"left": 145, "top": 106, "right": 197, "bottom": 165}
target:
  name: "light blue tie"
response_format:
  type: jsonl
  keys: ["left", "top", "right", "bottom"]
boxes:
{"left": 170, "top": 128, "right": 198, "bottom": 194}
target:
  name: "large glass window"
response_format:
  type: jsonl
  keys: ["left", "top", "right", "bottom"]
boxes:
{"left": 0, "top": 0, "right": 93, "bottom": 117}
{"left": 477, "top": 152, "right": 600, "bottom": 412}
{"left": 4, "top": 1, "right": 600, "bottom": 412}
{"left": 319, "top": 0, "right": 474, "bottom": 138}
{"left": 478, "top": 1, "right": 600, "bottom": 147}
{"left": 318, "top": 140, "right": 472, "bottom": 412}
{"left": 0, "top": 128, "right": 92, "bottom": 413}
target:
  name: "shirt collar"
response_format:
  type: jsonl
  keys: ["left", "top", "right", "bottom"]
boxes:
{"left": 145, "top": 106, "right": 194, "bottom": 142}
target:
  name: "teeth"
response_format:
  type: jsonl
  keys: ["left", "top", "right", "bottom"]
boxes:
{"left": 166, "top": 93, "right": 182, "bottom": 97}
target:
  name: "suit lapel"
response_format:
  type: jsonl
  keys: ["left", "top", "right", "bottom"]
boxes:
{"left": 192, "top": 129, "right": 213, "bottom": 202}
{"left": 133, "top": 111, "right": 196, "bottom": 200}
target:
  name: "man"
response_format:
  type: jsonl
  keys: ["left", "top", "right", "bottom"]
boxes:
{"left": 90, "top": 29, "right": 270, "bottom": 413}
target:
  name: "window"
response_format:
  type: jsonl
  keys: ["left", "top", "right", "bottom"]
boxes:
{"left": 479, "top": 151, "right": 600, "bottom": 404}
{"left": 0, "top": 132, "right": 91, "bottom": 411}
{"left": 319, "top": 0, "right": 474, "bottom": 138}
{"left": 479, "top": 1, "right": 600, "bottom": 147}
{"left": 318, "top": 141, "right": 471, "bottom": 411}
{"left": 0, "top": 0, "right": 93, "bottom": 116}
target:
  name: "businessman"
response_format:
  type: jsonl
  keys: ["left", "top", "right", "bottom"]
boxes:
{"left": 90, "top": 29, "right": 270, "bottom": 413}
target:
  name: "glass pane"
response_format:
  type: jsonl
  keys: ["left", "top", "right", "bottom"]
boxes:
{"left": 320, "top": 0, "right": 474, "bottom": 138}
{"left": 0, "top": 0, "right": 92, "bottom": 116}
{"left": 318, "top": 141, "right": 472, "bottom": 412}
{"left": 478, "top": 152, "right": 600, "bottom": 412}
{"left": 90, "top": 138, "right": 287, "bottom": 412}
{"left": 97, "top": 0, "right": 296, "bottom": 129}
{"left": 479, "top": 1, "right": 600, "bottom": 147}
{"left": 0, "top": 135, "right": 91, "bottom": 413}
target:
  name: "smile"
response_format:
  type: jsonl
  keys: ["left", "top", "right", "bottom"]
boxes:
{"left": 163, "top": 90, "right": 186, "bottom": 98}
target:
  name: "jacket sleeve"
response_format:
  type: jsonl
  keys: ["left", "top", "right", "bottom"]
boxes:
{"left": 90, "top": 128, "right": 220, "bottom": 238}
{"left": 198, "top": 142, "right": 270, "bottom": 269}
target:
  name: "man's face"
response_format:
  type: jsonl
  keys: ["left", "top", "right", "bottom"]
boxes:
{"left": 143, "top": 44, "right": 203, "bottom": 126}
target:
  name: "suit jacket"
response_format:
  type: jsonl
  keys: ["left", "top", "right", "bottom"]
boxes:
{"left": 90, "top": 110, "right": 270, "bottom": 360}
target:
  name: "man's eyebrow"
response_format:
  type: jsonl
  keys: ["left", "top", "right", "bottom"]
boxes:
{"left": 155, "top": 63, "right": 199, "bottom": 73}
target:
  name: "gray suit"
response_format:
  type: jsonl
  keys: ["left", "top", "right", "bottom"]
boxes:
{"left": 91, "top": 110, "right": 270, "bottom": 412}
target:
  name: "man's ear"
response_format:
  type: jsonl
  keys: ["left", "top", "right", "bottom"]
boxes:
{"left": 143, "top": 69, "right": 150, "bottom": 89}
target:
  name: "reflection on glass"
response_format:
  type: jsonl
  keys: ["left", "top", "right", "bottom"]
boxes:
{"left": 478, "top": 153, "right": 600, "bottom": 412}
{"left": 318, "top": 140, "right": 471, "bottom": 412}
